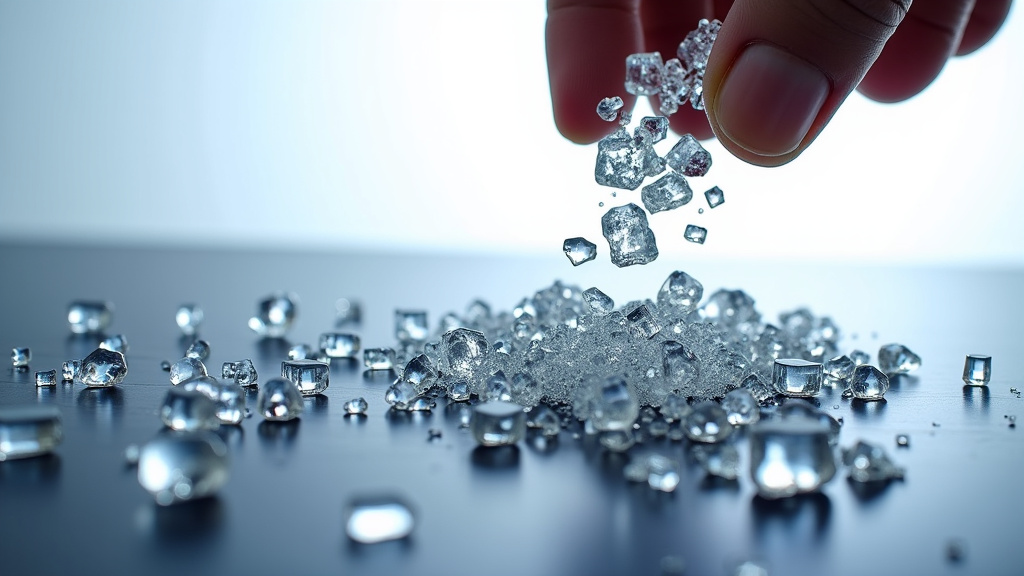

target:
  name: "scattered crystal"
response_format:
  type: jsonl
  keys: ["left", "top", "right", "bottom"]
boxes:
{"left": 683, "top": 224, "right": 707, "bottom": 244}
{"left": 641, "top": 172, "right": 693, "bottom": 214}
{"left": 638, "top": 116, "right": 669, "bottom": 143}
{"left": 288, "top": 343, "right": 315, "bottom": 360}
{"left": 441, "top": 328, "right": 489, "bottom": 379}
{"left": 471, "top": 401, "right": 526, "bottom": 447}
{"left": 683, "top": 401, "right": 733, "bottom": 443}
{"left": 849, "top": 350, "right": 870, "bottom": 365}
{"left": 401, "top": 354, "right": 438, "bottom": 393}
{"left": 137, "top": 433, "right": 229, "bottom": 506}
{"left": 585, "top": 375, "right": 640, "bottom": 432}
{"left": 877, "top": 343, "right": 921, "bottom": 375}
{"left": 749, "top": 418, "right": 836, "bottom": 498}
{"left": 657, "top": 271, "right": 703, "bottom": 315}
{"left": 596, "top": 96, "right": 624, "bottom": 122}
{"left": 62, "top": 360, "right": 81, "bottom": 381}
{"left": 35, "top": 370, "right": 57, "bottom": 387}
{"left": 824, "top": 354, "right": 856, "bottom": 383}
{"left": 182, "top": 378, "right": 247, "bottom": 425}
{"left": 248, "top": 293, "right": 298, "bottom": 338}
{"left": 385, "top": 380, "right": 420, "bottom": 410}
{"left": 896, "top": 434, "right": 910, "bottom": 447}
{"left": 563, "top": 237, "right": 598, "bottom": 266}
{"left": 646, "top": 454, "right": 681, "bottom": 492}
{"left": 691, "top": 443, "right": 741, "bottom": 479}
{"left": 344, "top": 495, "right": 416, "bottom": 544}
{"left": 222, "top": 359, "right": 258, "bottom": 388}
{"left": 849, "top": 365, "right": 889, "bottom": 401}
{"left": 79, "top": 348, "right": 128, "bottom": 387}
{"left": 281, "top": 359, "right": 330, "bottom": 396}
{"left": 160, "top": 387, "right": 221, "bottom": 432}
{"left": 344, "top": 397, "right": 368, "bottom": 415}
{"left": 626, "top": 305, "right": 661, "bottom": 339}
{"left": 67, "top": 300, "right": 113, "bottom": 334}
{"left": 99, "top": 334, "right": 129, "bottom": 354}
{"left": 395, "top": 310, "right": 429, "bottom": 343}
{"left": 704, "top": 186, "right": 724, "bottom": 208}
{"left": 962, "top": 354, "right": 991, "bottom": 386}
{"left": 599, "top": 430, "right": 635, "bottom": 452}
{"left": 772, "top": 358, "right": 823, "bottom": 397}
{"left": 722, "top": 389, "right": 760, "bottom": 425}
{"left": 624, "top": 52, "right": 664, "bottom": 96}
{"left": 11, "top": 347, "right": 30, "bottom": 367}
{"left": 0, "top": 405, "right": 62, "bottom": 461}
{"left": 175, "top": 304, "right": 204, "bottom": 336}
{"left": 483, "top": 371, "right": 513, "bottom": 402}
{"left": 665, "top": 134, "right": 711, "bottom": 177}
{"left": 526, "top": 405, "right": 561, "bottom": 437}
{"left": 363, "top": 348, "right": 396, "bottom": 371}
{"left": 256, "top": 378, "right": 304, "bottom": 421}
{"left": 601, "top": 203, "right": 659, "bottom": 267}
{"left": 842, "top": 440, "right": 905, "bottom": 483}
{"left": 582, "top": 287, "right": 615, "bottom": 315}
{"left": 185, "top": 339, "right": 210, "bottom": 361}
{"left": 595, "top": 130, "right": 646, "bottom": 190}
{"left": 741, "top": 373, "right": 774, "bottom": 404}
{"left": 169, "top": 357, "right": 207, "bottom": 386}
{"left": 408, "top": 397, "right": 435, "bottom": 412}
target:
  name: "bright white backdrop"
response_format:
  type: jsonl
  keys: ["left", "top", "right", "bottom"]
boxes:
{"left": 1, "top": 0, "right": 1022, "bottom": 266}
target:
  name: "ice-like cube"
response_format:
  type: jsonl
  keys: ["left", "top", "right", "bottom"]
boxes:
{"left": 601, "top": 204, "right": 659, "bottom": 267}
{"left": 596, "top": 96, "right": 624, "bottom": 122}
{"left": 749, "top": 417, "right": 836, "bottom": 498}
{"left": 588, "top": 375, "right": 640, "bottom": 432}
{"left": 170, "top": 357, "right": 207, "bottom": 386}
{"left": 62, "top": 360, "right": 81, "bottom": 381}
{"left": 683, "top": 224, "right": 707, "bottom": 244}
{"left": 641, "top": 172, "right": 693, "bottom": 214}
{"left": 0, "top": 405, "right": 62, "bottom": 461}
{"left": 175, "top": 304, "right": 204, "bottom": 336}
{"left": 363, "top": 348, "right": 396, "bottom": 371}
{"left": 666, "top": 134, "right": 712, "bottom": 177}
{"left": 704, "top": 186, "right": 724, "bottom": 208}
{"left": 962, "top": 354, "right": 991, "bottom": 386}
{"left": 137, "top": 433, "right": 229, "bottom": 506}
{"left": 471, "top": 401, "right": 526, "bottom": 447}
{"left": 657, "top": 271, "right": 703, "bottom": 315}
{"left": 385, "top": 380, "right": 420, "bottom": 410}
{"left": 395, "top": 310, "right": 429, "bottom": 343}
{"left": 625, "top": 52, "right": 665, "bottom": 96}
{"left": 683, "top": 401, "right": 733, "bottom": 443}
{"left": 248, "top": 293, "right": 297, "bottom": 338}
{"left": 595, "top": 130, "right": 647, "bottom": 190}
{"left": 67, "top": 301, "right": 113, "bottom": 335}
{"left": 626, "top": 304, "right": 661, "bottom": 339}
{"left": 320, "top": 332, "right": 361, "bottom": 358}
{"left": 563, "top": 237, "right": 598, "bottom": 266}
{"left": 79, "top": 348, "right": 128, "bottom": 387}
{"left": 256, "top": 378, "right": 304, "bottom": 421}
{"left": 281, "top": 360, "right": 329, "bottom": 396}
{"left": 842, "top": 440, "right": 905, "bottom": 483}
{"left": 160, "top": 387, "right": 221, "bottom": 432}
{"left": 344, "top": 397, "right": 368, "bottom": 415}
{"left": 824, "top": 354, "right": 856, "bottom": 383}
{"left": 582, "top": 287, "right": 615, "bottom": 315}
{"left": 222, "top": 359, "right": 258, "bottom": 388}
{"left": 35, "top": 370, "right": 57, "bottom": 387}
{"left": 849, "top": 365, "right": 888, "bottom": 401}
{"left": 772, "top": 358, "right": 823, "bottom": 397}
{"left": 877, "top": 343, "right": 921, "bottom": 375}
{"left": 11, "top": 347, "right": 30, "bottom": 367}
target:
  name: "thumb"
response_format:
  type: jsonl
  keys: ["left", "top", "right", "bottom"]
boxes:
{"left": 702, "top": 0, "right": 910, "bottom": 166}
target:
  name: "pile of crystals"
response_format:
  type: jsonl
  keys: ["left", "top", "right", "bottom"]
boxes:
{"left": 625, "top": 18, "right": 722, "bottom": 115}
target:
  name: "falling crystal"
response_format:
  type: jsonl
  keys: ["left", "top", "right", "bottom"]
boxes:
{"left": 185, "top": 339, "right": 210, "bottom": 361}
{"left": 137, "top": 432, "right": 229, "bottom": 506}
{"left": 344, "top": 397, "right": 368, "bottom": 415}
{"left": 35, "top": 370, "right": 57, "bottom": 387}
{"left": 638, "top": 116, "right": 669, "bottom": 143}
{"left": 182, "top": 378, "right": 247, "bottom": 425}
{"left": 691, "top": 443, "right": 741, "bottom": 480}
{"left": 601, "top": 203, "right": 659, "bottom": 267}
{"left": 222, "top": 359, "right": 258, "bottom": 388}
{"left": 395, "top": 310, "right": 429, "bottom": 343}
{"left": 248, "top": 293, "right": 298, "bottom": 338}
{"left": 849, "top": 365, "right": 889, "bottom": 401}
{"left": 281, "top": 359, "right": 330, "bottom": 396}
{"left": 750, "top": 417, "right": 836, "bottom": 499}
{"left": 99, "top": 334, "right": 129, "bottom": 354}
{"left": 62, "top": 360, "right": 81, "bottom": 381}
{"left": 595, "top": 129, "right": 647, "bottom": 190}
{"left": 526, "top": 405, "right": 561, "bottom": 437}
{"left": 896, "top": 434, "right": 910, "bottom": 447}
{"left": 79, "top": 348, "right": 128, "bottom": 387}
{"left": 471, "top": 401, "right": 526, "bottom": 447}
{"left": 641, "top": 172, "right": 693, "bottom": 214}
{"left": 599, "top": 430, "right": 635, "bottom": 452}
{"left": 772, "top": 358, "right": 823, "bottom": 397}
{"left": 363, "top": 348, "right": 396, "bottom": 371}
{"left": 67, "top": 300, "right": 113, "bottom": 335}
{"left": 170, "top": 357, "right": 208, "bottom": 386}
{"left": 683, "top": 224, "right": 707, "bottom": 244}
{"left": 175, "top": 304, "right": 204, "bottom": 336}
{"left": 842, "top": 440, "right": 905, "bottom": 483}
{"left": 11, "top": 347, "right": 30, "bottom": 367}
{"left": 704, "top": 186, "right": 724, "bottom": 208}
{"left": 0, "top": 405, "right": 62, "bottom": 461}
{"left": 563, "top": 237, "right": 598, "bottom": 266}
{"left": 344, "top": 495, "right": 416, "bottom": 544}
{"left": 627, "top": 305, "right": 661, "bottom": 339}
{"left": 683, "top": 401, "right": 733, "bottom": 443}
{"left": 721, "top": 389, "right": 760, "bottom": 425}
{"left": 624, "top": 52, "right": 665, "bottom": 96}
{"left": 877, "top": 343, "right": 921, "bottom": 375}
{"left": 962, "top": 354, "right": 991, "bottom": 386}
{"left": 160, "top": 387, "right": 221, "bottom": 432}
{"left": 596, "top": 96, "right": 624, "bottom": 122}
{"left": 665, "top": 134, "right": 711, "bottom": 177}
{"left": 256, "top": 378, "right": 304, "bottom": 421}
{"left": 657, "top": 271, "right": 703, "bottom": 315}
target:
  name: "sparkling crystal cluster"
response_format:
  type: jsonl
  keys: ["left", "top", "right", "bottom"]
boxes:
{"left": 624, "top": 19, "right": 722, "bottom": 115}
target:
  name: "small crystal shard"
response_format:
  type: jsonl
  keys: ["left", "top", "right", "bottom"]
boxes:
{"left": 79, "top": 348, "right": 128, "bottom": 387}
{"left": 395, "top": 310, "right": 429, "bottom": 343}
{"left": 67, "top": 300, "right": 113, "bottom": 335}
{"left": 0, "top": 405, "right": 62, "bottom": 461}
{"left": 677, "top": 19, "right": 721, "bottom": 72}
{"left": 256, "top": 378, "right": 304, "bottom": 421}
{"left": 182, "top": 378, "right": 247, "bottom": 425}
{"left": 692, "top": 443, "right": 741, "bottom": 479}
{"left": 849, "top": 365, "right": 889, "bottom": 401}
{"left": 344, "top": 495, "right": 416, "bottom": 544}
{"left": 401, "top": 354, "right": 438, "bottom": 393}
{"left": 683, "top": 401, "right": 733, "bottom": 443}
{"left": 704, "top": 186, "right": 724, "bottom": 209}
{"left": 586, "top": 375, "right": 640, "bottom": 432}
{"left": 471, "top": 401, "right": 526, "bottom": 447}
{"left": 98, "top": 334, "right": 129, "bottom": 354}
{"left": 683, "top": 224, "right": 707, "bottom": 244}
{"left": 248, "top": 293, "right": 298, "bottom": 338}
{"left": 824, "top": 354, "right": 856, "bottom": 383}
{"left": 658, "top": 271, "right": 703, "bottom": 314}
{"left": 721, "top": 389, "right": 760, "bottom": 425}
{"left": 385, "top": 380, "right": 420, "bottom": 410}
{"left": 750, "top": 418, "right": 836, "bottom": 498}
{"left": 627, "top": 305, "right": 661, "bottom": 339}
{"left": 877, "top": 343, "right": 921, "bottom": 375}
{"left": 320, "top": 332, "right": 361, "bottom": 358}
{"left": 596, "top": 96, "right": 624, "bottom": 122}
{"left": 222, "top": 359, "right": 258, "bottom": 388}
{"left": 11, "top": 347, "right": 30, "bottom": 367}
{"left": 601, "top": 203, "right": 659, "bottom": 267}
{"left": 666, "top": 134, "right": 712, "bottom": 177}
{"left": 362, "top": 348, "right": 394, "bottom": 371}
{"left": 563, "top": 237, "right": 598, "bottom": 266}
{"left": 160, "top": 387, "right": 221, "bottom": 432}
{"left": 175, "top": 304, "right": 204, "bottom": 336}
{"left": 62, "top": 360, "right": 81, "bottom": 381}
{"left": 185, "top": 339, "right": 210, "bottom": 361}
{"left": 638, "top": 116, "right": 669, "bottom": 143}
{"left": 772, "top": 358, "right": 823, "bottom": 397}
{"left": 641, "top": 172, "right": 693, "bottom": 214}
{"left": 288, "top": 343, "right": 315, "bottom": 361}
{"left": 849, "top": 350, "right": 870, "bottom": 365}
{"left": 281, "top": 359, "right": 330, "bottom": 396}
{"left": 962, "top": 354, "right": 991, "bottom": 386}
{"left": 35, "top": 370, "right": 57, "bottom": 387}
{"left": 624, "top": 52, "right": 665, "bottom": 96}
{"left": 582, "top": 287, "right": 615, "bottom": 315}
{"left": 170, "top": 357, "right": 207, "bottom": 386}
{"left": 137, "top": 433, "right": 229, "bottom": 506}
{"left": 344, "top": 397, "right": 368, "bottom": 415}
{"left": 842, "top": 440, "right": 905, "bottom": 483}
{"left": 595, "top": 130, "right": 647, "bottom": 190}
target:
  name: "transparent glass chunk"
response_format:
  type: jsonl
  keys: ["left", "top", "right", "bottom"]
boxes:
{"left": 749, "top": 418, "right": 836, "bottom": 499}
{"left": 175, "top": 304, "right": 204, "bottom": 336}
{"left": 741, "top": 373, "right": 774, "bottom": 403}
{"left": 182, "top": 378, "right": 247, "bottom": 425}
{"left": 67, "top": 300, "right": 113, "bottom": 335}
{"left": 471, "top": 401, "right": 526, "bottom": 447}
{"left": 344, "top": 397, "right": 368, "bottom": 415}
{"left": 409, "top": 397, "right": 435, "bottom": 412}
{"left": 627, "top": 304, "right": 661, "bottom": 339}
{"left": 624, "top": 52, "right": 665, "bottom": 96}
{"left": 721, "top": 388, "right": 760, "bottom": 425}
{"left": 395, "top": 310, "right": 429, "bottom": 343}
{"left": 563, "top": 237, "right": 598, "bottom": 266}
{"left": 641, "top": 172, "right": 693, "bottom": 214}
{"left": 170, "top": 357, "right": 208, "bottom": 386}
{"left": 772, "top": 358, "right": 823, "bottom": 397}
{"left": 601, "top": 203, "right": 659, "bottom": 267}
{"left": 11, "top": 347, "right": 30, "bottom": 367}
{"left": 256, "top": 378, "right": 304, "bottom": 421}
{"left": 638, "top": 116, "right": 670, "bottom": 143}
{"left": 79, "top": 348, "right": 128, "bottom": 387}
{"left": 683, "top": 224, "right": 707, "bottom": 245}
{"left": 877, "top": 343, "right": 921, "bottom": 375}
{"left": 595, "top": 129, "right": 647, "bottom": 190}
{"left": 320, "top": 332, "right": 361, "bottom": 358}
{"left": 849, "top": 365, "right": 889, "bottom": 401}
{"left": 665, "top": 134, "right": 712, "bottom": 177}
{"left": 582, "top": 287, "right": 615, "bottom": 315}
{"left": 281, "top": 359, "right": 330, "bottom": 396}
{"left": 842, "top": 440, "right": 905, "bottom": 483}
{"left": 363, "top": 348, "right": 396, "bottom": 371}
{"left": 0, "top": 405, "right": 62, "bottom": 461}
{"left": 185, "top": 339, "right": 210, "bottom": 361}
{"left": 222, "top": 359, "right": 258, "bottom": 388}
{"left": 248, "top": 293, "right": 298, "bottom": 338}
{"left": 849, "top": 350, "right": 870, "bottom": 366}
{"left": 962, "top": 354, "right": 991, "bottom": 386}
{"left": 401, "top": 354, "right": 438, "bottom": 393}
{"left": 35, "top": 370, "right": 57, "bottom": 387}
{"left": 691, "top": 443, "right": 740, "bottom": 479}
{"left": 599, "top": 430, "right": 635, "bottom": 452}
{"left": 335, "top": 297, "right": 362, "bottom": 326}
{"left": 385, "top": 380, "right": 420, "bottom": 410}
{"left": 704, "top": 186, "right": 724, "bottom": 208}
{"left": 526, "top": 405, "right": 561, "bottom": 437}
{"left": 683, "top": 401, "right": 733, "bottom": 443}
{"left": 657, "top": 270, "right": 703, "bottom": 315}
{"left": 137, "top": 432, "right": 229, "bottom": 506}
{"left": 160, "top": 387, "right": 221, "bottom": 432}
{"left": 596, "top": 96, "right": 624, "bottom": 122}
{"left": 824, "top": 354, "right": 856, "bottom": 384}
{"left": 62, "top": 359, "right": 81, "bottom": 381}
{"left": 344, "top": 495, "right": 416, "bottom": 544}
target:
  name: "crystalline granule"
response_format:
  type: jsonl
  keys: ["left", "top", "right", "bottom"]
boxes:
{"left": 596, "top": 96, "right": 624, "bottom": 122}
{"left": 624, "top": 52, "right": 665, "bottom": 96}
{"left": 595, "top": 129, "right": 647, "bottom": 190}
{"left": 666, "top": 134, "right": 712, "bottom": 177}
{"left": 677, "top": 19, "right": 721, "bottom": 73}
{"left": 641, "top": 172, "right": 693, "bottom": 214}
{"left": 684, "top": 224, "right": 707, "bottom": 244}
{"left": 563, "top": 237, "right": 597, "bottom": 266}
{"left": 601, "top": 204, "right": 659, "bottom": 267}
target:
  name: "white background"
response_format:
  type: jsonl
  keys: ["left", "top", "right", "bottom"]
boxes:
{"left": 1, "top": 0, "right": 1022, "bottom": 266}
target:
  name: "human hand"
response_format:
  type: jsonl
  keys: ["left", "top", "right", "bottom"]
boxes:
{"left": 546, "top": 0, "right": 1013, "bottom": 167}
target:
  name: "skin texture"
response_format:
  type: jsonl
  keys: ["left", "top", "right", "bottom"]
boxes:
{"left": 546, "top": 0, "right": 1013, "bottom": 166}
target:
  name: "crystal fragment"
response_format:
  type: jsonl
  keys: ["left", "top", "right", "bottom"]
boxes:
{"left": 0, "top": 405, "right": 62, "bottom": 461}
{"left": 281, "top": 359, "right": 330, "bottom": 396}
{"left": 185, "top": 339, "right": 210, "bottom": 361}
{"left": 683, "top": 224, "right": 707, "bottom": 244}
{"left": 595, "top": 130, "right": 647, "bottom": 190}
{"left": 824, "top": 354, "right": 856, "bottom": 383}
{"left": 849, "top": 365, "right": 889, "bottom": 401}
{"left": 35, "top": 370, "right": 57, "bottom": 387}
{"left": 741, "top": 373, "right": 774, "bottom": 403}
{"left": 962, "top": 354, "right": 991, "bottom": 386}
{"left": 79, "top": 348, "right": 128, "bottom": 387}
{"left": 677, "top": 19, "right": 721, "bottom": 73}
{"left": 563, "top": 237, "right": 598, "bottom": 266}
{"left": 62, "top": 360, "right": 81, "bottom": 381}
{"left": 599, "top": 430, "right": 635, "bottom": 452}
{"left": 638, "top": 116, "right": 669, "bottom": 143}
{"left": 657, "top": 271, "right": 703, "bottom": 314}
{"left": 665, "top": 134, "right": 711, "bottom": 177}
{"left": 692, "top": 443, "right": 741, "bottom": 479}
{"left": 596, "top": 96, "right": 624, "bottom": 122}
{"left": 585, "top": 375, "right": 640, "bottom": 432}
{"left": 363, "top": 348, "right": 396, "bottom": 371}
{"left": 160, "top": 387, "right": 221, "bottom": 432}
{"left": 98, "top": 334, "right": 129, "bottom": 354}
{"left": 11, "top": 347, "right": 30, "bottom": 367}
{"left": 344, "top": 397, "right": 368, "bottom": 415}
{"left": 137, "top": 433, "right": 229, "bottom": 506}
{"left": 344, "top": 495, "right": 416, "bottom": 544}
{"left": 624, "top": 52, "right": 664, "bottom": 96}
{"left": 408, "top": 397, "right": 435, "bottom": 412}
{"left": 749, "top": 418, "right": 836, "bottom": 498}
{"left": 442, "top": 328, "right": 489, "bottom": 379}
{"left": 182, "top": 378, "right": 247, "bottom": 425}
{"left": 626, "top": 305, "right": 661, "bottom": 339}
{"left": 641, "top": 172, "right": 693, "bottom": 214}
{"left": 704, "top": 186, "right": 724, "bottom": 208}
{"left": 483, "top": 371, "right": 513, "bottom": 402}
{"left": 526, "top": 405, "right": 561, "bottom": 437}
{"left": 447, "top": 380, "right": 471, "bottom": 402}
{"left": 849, "top": 350, "right": 870, "bottom": 366}
{"left": 601, "top": 203, "right": 659, "bottom": 267}
{"left": 385, "top": 380, "right": 420, "bottom": 410}
{"left": 471, "top": 401, "right": 526, "bottom": 447}
{"left": 222, "top": 359, "right": 258, "bottom": 388}
{"left": 722, "top": 389, "right": 760, "bottom": 425}
{"left": 643, "top": 147, "right": 666, "bottom": 177}
{"left": 401, "top": 354, "right": 438, "bottom": 393}
{"left": 395, "top": 310, "right": 429, "bottom": 343}
{"left": 683, "top": 401, "right": 733, "bottom": 443}
{"left": 67, "top": 300, "right": 113, "bottom": 335}
{"left": 772, "top": 358, "right": 822, "bottom": 397}
{"left": 877, "top": 343, "right": 921, "bottom": 375}
{"left": 175, "top": 304, "right": 203, "bottom": 336}
{"left": 256, "top": 378, "right": 304, "bottom": 421}
{"left": 320, "top": 332, "right": 361, "bottom": 358}
{"left": 169, "top": 357, "right": 207, "bottom": 386}
{"left": 248, "top": 293, "right": 298, "bottom": 338}
{"left": 842, "top": 440, "right": 905, "bottom": 483}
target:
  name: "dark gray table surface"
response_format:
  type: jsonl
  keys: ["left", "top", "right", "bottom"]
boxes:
{"left": 1, "top": 243, "right": 1022, "bottom": 576}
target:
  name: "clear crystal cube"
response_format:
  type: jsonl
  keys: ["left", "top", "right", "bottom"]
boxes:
{"left": 666, "top": 134, "right": 712, "bottom": 177}
{"left": 35, "top": 370, "right": 57, "bottom": 387}
{"left": 11, "top": 347, "right": 30, "bottom": 367}
{"left": 184, "top": 339, "right": 210, "bottom": 361}
{"left": 638, "top": 116, "right": 669, "bottom": 143}
{"left": 395, "top": 310, "right": 429, "bottom": 343}
{"left": 658, "top": 270, "right": 703, "bottom": 314}
{"left": 772, "top": 358, "right": 823, "bottom": 397}
{"left": 471, "top": 401, "right": 526, "bottom": 447}
{"left": 582, "top": 287, "right": 615, "bottom": 315}
{"left": 626, "top": 304, "right": 661, "bottom": 339}
{"left": 170, "top": 357, "right": 207, "bottom": 386}
{"left": 248, "top": 293, "right": 298, "bottom": 338}
{"left": 280, "top": 359, "right": 329, "bottom": 396}
{"left": 320, "top": 332, "right": 361, "bottom": 358}
{"left": 595, "top": 129, "right": 647, "bottom": 190}
{"left": 704, "top": 186, "right": 724, "bottom": 208}
{"left": 256, "top": 378, "right": 304, "bottom": 421}
{"left": 962, "top": 354, "right": 991, "bottom": 386}
{"left": 601, "top": 203, "right": 659, "bottom": 267}
{"left": 344, "top": 397, "right": 369, "bottom": 415}
{"left": 877, "top": 343, "right": 921, "bottom": 375}
{"left": 641, "top": 172, "right": 693, "bottom": 213}
{"left": 683, "top": 224, "right": 707, "bottom": 244}
{"left": 363, "top": 348, "right": 396, "bottom": 371}
{"left": 750, "top": 417, "right": 836, "bottom": 499}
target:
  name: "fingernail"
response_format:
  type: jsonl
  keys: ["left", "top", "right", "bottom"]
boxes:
{"left": 715, "top": 43, "right": 830, "bottom": 157}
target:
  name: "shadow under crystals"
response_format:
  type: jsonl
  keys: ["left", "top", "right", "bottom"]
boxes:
{"left": 962, "top": 384, "right": 990, "bottom": 413}
{"left": 470, "top": 445, "right": 520, "bottom": 470}
{"left": 752, "top": 492, "right": 832, "bottom": 545}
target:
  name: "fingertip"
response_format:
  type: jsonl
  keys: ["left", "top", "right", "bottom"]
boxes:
{"left": 956, "top": 0, "right": 1013, "bottom": 55}
{"left": 666, "top": 104, "right": 714, "bottom": 141}
{"left": 553, "top": 95, "right": 637, "bottom": 144}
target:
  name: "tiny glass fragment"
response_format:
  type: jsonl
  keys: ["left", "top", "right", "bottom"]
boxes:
{"left": 683, "top": 224, "right": 707, "bottom": 244}
{"left": 79, "top": 348, "right": 128, "bottom": 387}
{"left": 344, "top": 397, "right": 368, "bottom": 415}
{"left": 596, "top": 96, "right": 624, "bottom": 122}
{"left": 248, "top": 293, "right": 298, "bottom": 338}
{"left": 601, "top": 203, "right": 659, "bottom": 267}
{"left": 363, "top": 348, "right": 396, "bottom": 371}
{"left": 320, "top": 332, "right": 361, "bottom": 358}
{"left": 11, "top": 347, "right": 30, "bottom": 367}
{"left": 281, "top": 359, "right": 330, "bottom": 396}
